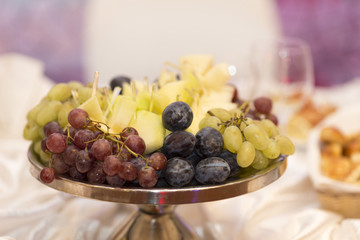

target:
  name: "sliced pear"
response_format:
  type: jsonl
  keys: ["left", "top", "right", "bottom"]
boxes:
{"left": 179, "top": 54, "right": 214, "bottom": 75}
{"left": 129, "top": 110, "right": 165, "bottom": 154}
{"left": 107, "top": 96, "right": 137, "bottom": 133}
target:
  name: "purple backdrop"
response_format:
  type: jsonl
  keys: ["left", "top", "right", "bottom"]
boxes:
{"left": 275, "top": 0, "right": 360, "bottom": 86}
{"left": 0, "top": 0, "right": 87, "bottom": 83}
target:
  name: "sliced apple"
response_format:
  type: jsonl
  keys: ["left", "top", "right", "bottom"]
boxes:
{"left": 129, "top": 110, "right": 165, "bottom": 154}
{"left": 108, "top": 96, "right": 137, "bottom": 133}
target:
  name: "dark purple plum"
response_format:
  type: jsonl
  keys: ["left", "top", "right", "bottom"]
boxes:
{"left": 164, "top": 157, "right": 194, "bottom": 187}
{"left": 194, "top": 127, "right": 223, "bottom": 158}
{"left": 162, "top": 101, "right": 193, "bottom": 131}
{"left": 161, "top": 131, "right": 195, "bottom": 158}
{"left": 195, "top": 157, "right": 230, "bottom": 184}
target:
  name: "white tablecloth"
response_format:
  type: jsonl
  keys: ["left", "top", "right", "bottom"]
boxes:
{"left": 1, "top": 54, "right": 360, "bottom": 240}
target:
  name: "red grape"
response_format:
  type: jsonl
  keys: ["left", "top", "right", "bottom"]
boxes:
{"left": 118, "top": 162, "right": 138, "bottom": 181}
{"left": 74, "top": 129, "right": 95, "bottom": 149}
{"left": 87, "top": 162, "right": 106, "bottom": 184}
{"left": 46, "top": 133, "right": 67, "bottom": 153}
{"left": 110, "top": 138, "right": 120, "bottom": 155}
{"left": 138, "top": 166, "right": 158, "bottom": 188}
{"left": 103, "top": 155, "right": 122, "bottom": 176}
{"left": 68, "top": 108, "right": 89, "bottom": 129}
{"left": 91, "top": 139, "right": 111, "bottom": 161}
{"left": 124, "top": 135, "right": 146, "bottom": 155}
{"left": 40, "top": 167, "right": 55, "bottom": 183}
{"left": 149, "top": 152, "right": 167, "bottom": 170}
{"left": 63, "top": 144, "right": 79, "bottom": 166}
{"left": 44, "top": 121, "right": 63, "bottom": 137}
{"left": 267, "top": 113, "right": 279, "bottom": 125}
{"left": 121, "top": 127, "right": 138, "bottom": 140}
{"left": 131, "top": 157, "right": 146, "bottom": 171}
{"left": 41, "top": 138, "right": 48, "bottom": 152}
{"left": 106, "top": 175, "right": 125, "bottom": 187}
{"left": 51, "top": 153, "right": 69, "bottom": 174}
{"left": 246, "top": 109, "right": 260, "bottom": 120}
{"left": 118, "top": 148, "right": 131, "bottom": 162}
{"left": 254, "top": 97, "right": 272, "bottom": 115}
{"left": 64, "top": 126, "right": 77, "bottom": 139}
{"left": 68, "top": 166, "right": 86, "bottom": 180}
{"left": 75, "top": 150, "right": 94, "bottom": 173}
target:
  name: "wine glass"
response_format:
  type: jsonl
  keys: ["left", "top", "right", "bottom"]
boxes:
{"left": 250, "top": 37, "right": 315, "bottom": 128}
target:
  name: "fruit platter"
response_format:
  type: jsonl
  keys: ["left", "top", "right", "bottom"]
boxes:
{"left": 24, "top": 55, "right": 293, "bottom": 239}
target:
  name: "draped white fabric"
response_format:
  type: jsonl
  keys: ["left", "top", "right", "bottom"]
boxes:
{"left": 1, "top": 54, "right": 360, "bottom": 240}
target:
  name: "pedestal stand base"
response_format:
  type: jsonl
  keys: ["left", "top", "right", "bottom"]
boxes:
{"left": 111, "top": 205, "right": 200, "bottom": 240}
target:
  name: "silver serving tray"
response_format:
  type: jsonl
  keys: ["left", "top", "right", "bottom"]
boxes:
{"left": 28, "top": 147, "right": 287, "bottom": 205}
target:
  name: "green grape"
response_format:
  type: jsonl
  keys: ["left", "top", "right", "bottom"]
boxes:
{"left": 275, "top": 135, "right": 295, "bottom": 155}
{"left": 262, "top": 139, "right": 280, "bottom": 159}
{"left": 48, "top": 83, "right": 72, "bottom": 101}
{"left": 199, "top": 116, "right": 223, "bottom": 132}
{"left": 207, "top": 108, "right": 232, "bottom": 122}
{"left": 252, "top": 150, "right": 269, "bottom": 170}
{"left": 243, "top": 124, "right": 270, "bottom": 150}
{"left": 26, "top": 98, "right": 49, "bottom": 121}
{"left": 78, "top": 87, "right": 93, "bottom": 104}
{"left": 58, "top": 101, "right": 74, "bottom": 128}
{"left": 23, "top": 120, "right": 41, "bottom": 141}
{"left": 229, "top": 108, "right": 243, "bottom": 118}
{"left": 38, "top": 126, "right": 45, "bottom": 139}
{"left": 68, "top": 81, "right": 83, "bottom": 90}
{"left": 36, "top": 100, "right": 62, "bottom": 126}
{"left": 236, "top": 141, "right": 255, "bottom": 167}
{"left": 223, "top": 125, "right": 243, "bottom": 153}
{"left": 78, "top": 86, "right": 108, "bottom": 110}
{"left": 240, "top": 117, "right": 253, "bottom": 131}
{"left": 39, "top": 150, "right": 51, "bottom": 164}
{"left": 255, "top": 119, "right": 279, "bottom": 138}
{"left": 33, "top": 140, "right": 42, "bottom": 155}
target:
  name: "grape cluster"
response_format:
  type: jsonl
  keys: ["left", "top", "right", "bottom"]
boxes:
{"left": 39, "top": 109, "right": 166, "bottom": 189}
{"left": 240, "top": 96, "right": 279, "bottom": 125}
{"left": 24, "top": 81, "right": 111, "bottom": 163}
{"left": 201, "top": 100, "right": 295, "bottom": 171}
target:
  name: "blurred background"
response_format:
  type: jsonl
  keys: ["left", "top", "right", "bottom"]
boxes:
{"left": 1, "top": 0, "right": 359, "bottom": 87}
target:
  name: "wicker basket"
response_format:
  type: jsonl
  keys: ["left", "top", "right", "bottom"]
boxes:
{"left": 316, "top": 189, "right": 360, "bottom": 218}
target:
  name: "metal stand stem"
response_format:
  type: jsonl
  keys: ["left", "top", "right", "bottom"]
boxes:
{"left": 110, "top": 205, "right": 200, "bottom": 240}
